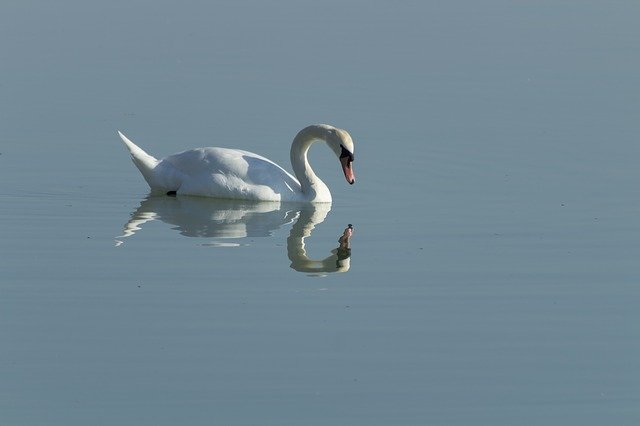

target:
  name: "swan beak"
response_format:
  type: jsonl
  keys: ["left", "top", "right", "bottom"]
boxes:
{"left": 340, "top": 156, "right": 355, "bottom": 185}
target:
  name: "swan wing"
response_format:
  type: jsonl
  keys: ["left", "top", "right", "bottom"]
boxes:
{"left": 160, "top": 148, "right": 302, "bottom": 201}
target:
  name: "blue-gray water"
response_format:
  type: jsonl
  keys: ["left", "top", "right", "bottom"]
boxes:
{"left": 1, "top": 1, "right": 639, "bottom": 425}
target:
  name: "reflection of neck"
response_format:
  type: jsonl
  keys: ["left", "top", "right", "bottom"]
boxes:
{"left": 287, "top": 204, "right": 351, "bottom": 274}
{"left": 290, "top": 126, "right": 330, "bottom": 200}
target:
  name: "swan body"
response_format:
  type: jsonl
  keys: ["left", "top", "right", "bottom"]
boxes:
{"left": 118, "top": 124, "right": 355, "bottom": 202}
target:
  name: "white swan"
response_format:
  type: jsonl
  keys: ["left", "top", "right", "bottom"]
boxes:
{"left": 118, "top": 124, "right": 355, "bottom": 202}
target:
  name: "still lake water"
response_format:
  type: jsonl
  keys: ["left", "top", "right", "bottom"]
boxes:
{"left": 1, "top": 1, "right": 639, "bottom": 424}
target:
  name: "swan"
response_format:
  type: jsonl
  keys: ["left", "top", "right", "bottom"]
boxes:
{"left": 117, "top": 124, "right": 355, "bottom": 202}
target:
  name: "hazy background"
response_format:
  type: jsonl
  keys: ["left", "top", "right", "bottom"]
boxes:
{"left": 1, "top": 1, "right": 639, "bottom": 425}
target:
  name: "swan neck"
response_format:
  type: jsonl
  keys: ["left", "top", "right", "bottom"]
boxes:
{"left": 290, "top": 126, "right": 330, "bottom": 200}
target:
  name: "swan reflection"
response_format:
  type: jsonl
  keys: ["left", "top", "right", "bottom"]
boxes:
{"left": 116, "top": 196, "right": 352, "bottom": 274}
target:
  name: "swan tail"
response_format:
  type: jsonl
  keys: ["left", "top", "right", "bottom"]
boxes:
{"left": 117, "top": 131, "right": 159, "bottom": 186}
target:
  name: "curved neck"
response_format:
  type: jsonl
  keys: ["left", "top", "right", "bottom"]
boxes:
{"left": 290, "top": 125, "right": 331, "bottom": 201}
{"left": 287, "top": 204, "right": 350, "bottom": 273}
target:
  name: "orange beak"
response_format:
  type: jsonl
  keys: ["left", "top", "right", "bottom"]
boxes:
{"left": 340, "top": 156, "right": 355, "bottom": 185}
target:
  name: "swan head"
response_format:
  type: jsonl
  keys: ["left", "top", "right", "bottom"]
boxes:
{"left": 322, "top": 125, "right": 355, "bottom": 185}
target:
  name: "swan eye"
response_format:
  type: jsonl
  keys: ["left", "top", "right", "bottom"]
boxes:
{"left": 340, "top": 145, "right": 354, "bottom": 162}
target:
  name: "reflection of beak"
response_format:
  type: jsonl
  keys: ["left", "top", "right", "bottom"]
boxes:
{"left": 337, "top": 224, "right": 353, "bottom": 257}
{"left": 339, "top": 224, "right": 353, "bottom": 244}
{"left": 340, "top": 156, "right": 355, "bottom": 185}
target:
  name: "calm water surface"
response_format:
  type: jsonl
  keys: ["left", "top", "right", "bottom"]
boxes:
{"left": 1, "top": 1, "right": 639, "bottom": 425}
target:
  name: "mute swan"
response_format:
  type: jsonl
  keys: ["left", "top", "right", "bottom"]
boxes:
{"left": 117, "top": 124, "right": 355, "bottom": 202}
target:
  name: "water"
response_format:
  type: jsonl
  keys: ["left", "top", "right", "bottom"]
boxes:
{"left": 1, "top": 1, "right": 639, "bottom": 424}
